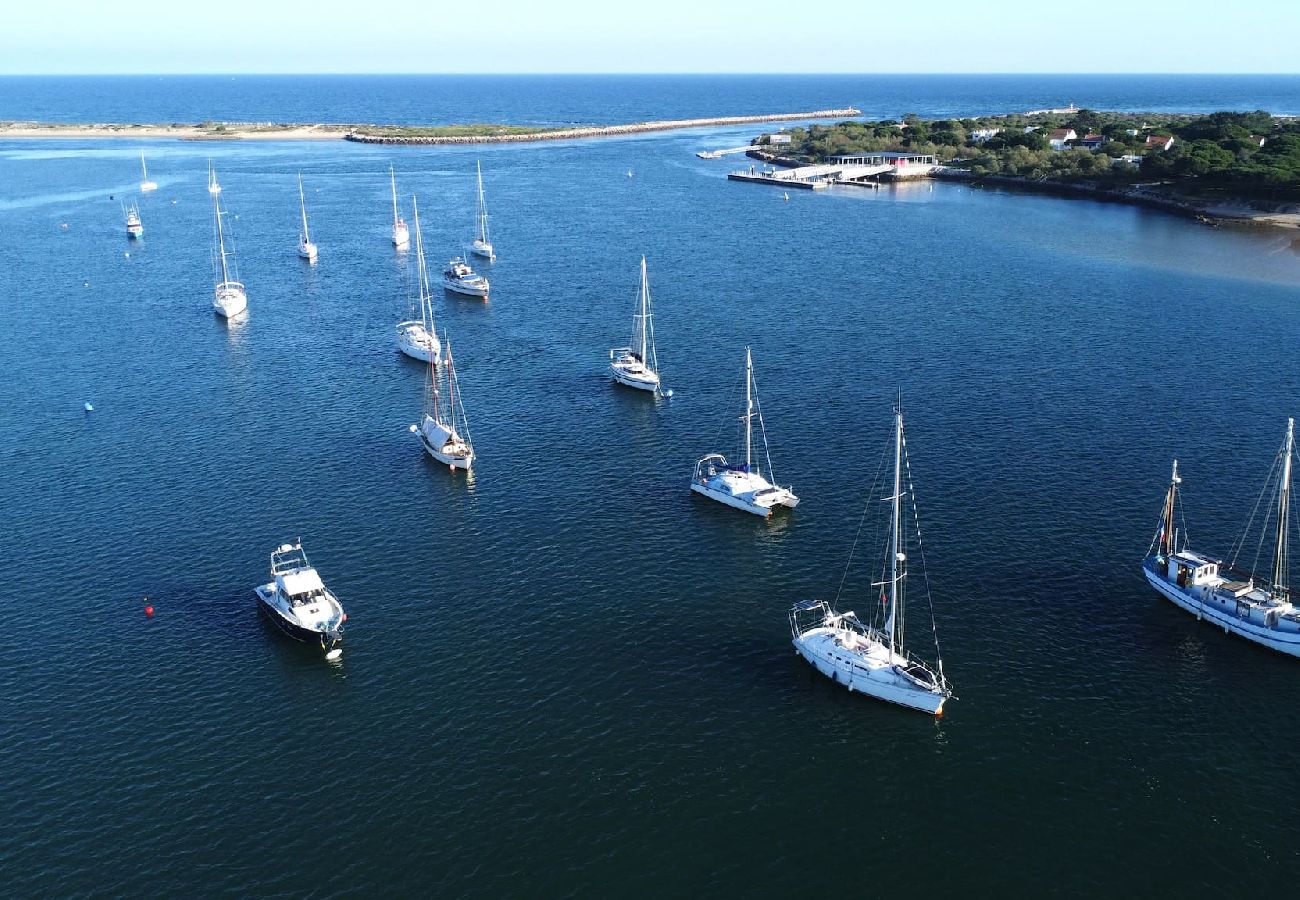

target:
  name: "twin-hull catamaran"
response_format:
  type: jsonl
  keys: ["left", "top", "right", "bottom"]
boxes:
{"left": 254, "top": 541, "right": 345, "bottom": 659}
{"left": 389, "top": 166, "right": 409, "bottom": 249}
{"left": 691, "top": 348, "right": 797, "bottom": 516}
{"left": 296, "top": 173, "right": 318, "bottom": 261}
{"left": 609, "top": 256, "right": 662, "bottom": 393}
{"left": 1144, "top": 419, "right": 1300, "bottom": 656}
{"left": 209, "top": 168, "right": 247, "bottom": 319}
{"left": 470, "top": 161, "right": 495, "bottom": 261}
{"left": 396, "top": 196, "right": 442, "bottom": 364}
{"left": 416, "top": 335, "right": 474, "bottom": 471}
{"left": 790, "top": 401, "right": 954, "bottom": 715}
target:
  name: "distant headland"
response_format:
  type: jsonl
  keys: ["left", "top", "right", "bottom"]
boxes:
{"left": 0, "top": 109, "right": 861, "bottom": 144}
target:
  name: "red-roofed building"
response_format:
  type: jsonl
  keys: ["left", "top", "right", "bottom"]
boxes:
{"left": 1047, "top": 128, "right": 1077, "bottom": 150}
{"left": 1144, "top": 134, "right": 1175, "bottom": 151}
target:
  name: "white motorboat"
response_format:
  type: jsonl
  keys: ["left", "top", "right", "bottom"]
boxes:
{"left": 254, "top": 541, "right": 346, "bottom": 659}
{"left": 690, "top": 347, "right": 797, "bottom": 517}
{"left": 416, "top": 334, "right": 474, "bottom": 471}
{"left": 609, "top": 255, "right": 661, "bottom": 393}
{"left": 209, "top": 167, "right": 247, "bottom": 319}
{"left": 139, "top": 151, "right": 157, "bottom": 192}
{"left": 469, "top": 160, "right": 495, "bottom": 261}
{"left": 396, "top": 196, "right": 441, "bottom": 364}
{"left": 296, "top": 173, "right": 318, "bottom": 262}
{"left": 790, "top": 398, "right": 954, "bottom": 715}
{"left": 1144, "top": 419, "right": 1300, "bottom": 657}
{"left": 390, "top": 165, "right": 409, "bottom": 249}
{"left": 125, "top": 203, "right": 143, "bottom": 239}
{"left": 442, "top": 257, "right": 489, "bottom": 298}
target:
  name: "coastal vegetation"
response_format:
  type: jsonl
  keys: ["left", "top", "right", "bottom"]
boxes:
{"left": 764, "top": 109, "right": 1300, "bottom": 202}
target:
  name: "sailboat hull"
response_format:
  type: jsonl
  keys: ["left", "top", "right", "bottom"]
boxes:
{"left": 397, "top": 322, "right": 441, "bottom": 364}
{"left": 1144, "top": 563, "right": 1300, "bottom": 657}
{"left": 690, "top": 473, "right": 797, "bottom": 517}
{"left": 471, "top": 241, "right": 495, "bottom": 261}
{"left": 611, "top": 361, "right": 659, "bottom": 392}
{"left": 792, "top": 629, "right": 947, "bottom": 714}
{"left": 213, "top": 283, "right": 248, "bottom": 318}
{"left": 419, "top": 430, "right": 473, "bottom": 471}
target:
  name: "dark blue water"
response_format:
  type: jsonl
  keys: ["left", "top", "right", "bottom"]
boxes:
{"left": 4, "top": 77, "right": 1300, "bottom": 897}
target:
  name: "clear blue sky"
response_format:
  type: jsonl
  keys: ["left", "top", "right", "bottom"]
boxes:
{"left": 4, "top": 0, "right": 1298, "bottom": 74}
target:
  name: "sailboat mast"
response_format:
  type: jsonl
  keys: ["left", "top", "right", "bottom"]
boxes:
{"left": 1273, "top": 418, "right": 1294, "bottom": 596}
{"left": 889, "top": 404, "right": 903, "bottom": 655}
{"left": 412, "top": 196, "right": 431, "bottom": 329}
{"left": 213, "top": 190, "right": 231, "bottom": 285}
{"left": 745, "top": 348, "right": 753, "bottom": 473}
{"left": 298, "top": 174, "right": 310, "bottom": 241}
{"left": 390, "top": 166, "right": 399, "bottom": 228}
{"left": 638, "top": 256, "right": 649, "bottom": 362}
{"left": 476, "top": 161, "right": 489, "bottom": 242}
{"left": 140, "top": 152, "right": 148, "bottom": 180}
{"left": 1160, "top": 460, "right": 1180, "bottom": 558}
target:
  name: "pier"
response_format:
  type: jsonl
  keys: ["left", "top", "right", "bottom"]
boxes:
{"left": 728, "top": 151, "right": 937, "bottom": 190}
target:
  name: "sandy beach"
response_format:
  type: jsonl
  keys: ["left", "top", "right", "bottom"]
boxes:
{"left": 0, "top": 121, "right": 351, "bottom": 140}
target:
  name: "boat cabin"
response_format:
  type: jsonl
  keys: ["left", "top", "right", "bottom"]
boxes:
{"left": 277, "top": 568, "right": 327, "bottom": 607}
{"left": 1168, "top": 551, "right": 1219, "bottom": 588}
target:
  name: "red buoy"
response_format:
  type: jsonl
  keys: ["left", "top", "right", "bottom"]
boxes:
{"left": 144, "top": 604, "right": 155, "bottom": 617}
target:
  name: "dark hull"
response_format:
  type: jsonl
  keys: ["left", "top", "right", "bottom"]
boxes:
{"left": 256, "top": 592, "right": 338, "bottom": 648}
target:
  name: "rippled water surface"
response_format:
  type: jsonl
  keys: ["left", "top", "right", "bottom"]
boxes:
{"left": 3, "top": 77, "right": 1300, "bottom": 897}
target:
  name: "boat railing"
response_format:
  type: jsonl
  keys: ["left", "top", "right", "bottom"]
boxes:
{"left": 216, "top": 280, "right": 246, "bottom": 293}
{"left": 693, "top": 453, "right": 729, "bottom": 483}
{"left": 270, "top": 545, "right": 310, "bottom": 575}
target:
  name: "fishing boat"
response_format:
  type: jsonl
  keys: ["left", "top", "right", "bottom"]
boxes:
{"left": 690, "top": 347, "right": 797, "bottom": 517}
{"left": 790, "top": 398, "right": 954, "bottom": 715}
{"left": 609, "top": 255, "right": 661, "bottom": 393}
{"left": 209, "top": 168, "right": 247, "bottom": 318}
{"left": 254, "top": 541, "right": 346, "bottom": 659}
{"left": 396, "top": 196, "right": 441, "bottom": 364}
{"left": 389, "top": 166, "right": 409, "bottom": 249}
{"left": 1144, "top": 419, "right": 1300, "bottom": 657}
{"left": 139, "top": 151, "right": 157, "bottom": 192}
{"left": 296, "top": 173, "right": 318, "bottom": 262}
{"left": 125, "top": 203, "right": 143, "bottom": 239}
{"left": 442, "top": 257, "right": 489, "bottom": 298}
{"left": 415, "top": 334, "right": 474, "bottom": 471}
{"left": 207, "top": 160, "right": 221, "bottom": 195}
{"left": 470, "top": 161, "right": 496, "bottom": 261}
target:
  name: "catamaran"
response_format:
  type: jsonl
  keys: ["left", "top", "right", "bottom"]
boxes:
{"left": 1144, "top": 418, "right": 1300, "bottom": 656}
{"left": 691, "top": 347, "right": 798, "bottom": 517}
{"left": 396, "top": 196, "right": 441, "bottom": 364}
{"left": 209, "top": 168, "right": 247, "bottom": 319}
{"left": 609, "top": 255, "right": 661, "bottom": 393}
{"left": 416, "top": 334, "right": 474, "bottom": 471}
{"left": 254, "top": 541, "right": 346, "bottom": 660}
{"left": 207, "top": 160, "right": 221, "bottom": 195}
{"left": 296, "top": 173, "right": 318, "bottom": 262}
{"left": 389, "top": 166, "right": 409, "bottom": 249}
{"left": 470, "top": 161, "right": 495, "bottom": 261}
{"left": 443, "top": 257, "right": 489, "bottom": 298}
{"left": 139, "top": 151, "right": 157, "bottom": 193}
{"left": 125, "top": 203, "right": 143, "bottom": 239}
{"left": 790, "top": 398, "right": 954, "bottom": 715}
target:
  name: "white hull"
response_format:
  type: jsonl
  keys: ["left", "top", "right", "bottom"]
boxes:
{"left": 214, "top": 285, "right": 248, "bottom": 318}
{"left": 298, "top": 241, "right": 318, "bottom": 261}
{"left": 691, "top": 467, "right": 798, "bottom": 518}
{"left": 397, "top": 322, "right": 441, "bottom": 364}
{"left": 1145, "top": 567, "right": 1300, "bottom": 657}
{"left": 140, "top": 181, "right": 158, "bottom": 193}
{"left": 471, "top": 240, "right": 495, "bottom": 261}
{"left": 392, "top": 225, "right": 409, "bottom": 248}
{"left": 420, "top": 424, "right": 473, "bottom": 471}
{"left": 611, "top": 362, "right": 659, "bottom": 392}
{"left": 691, "top": 479, "right": 797, "bottom": 517}
{"left": 444, "top": 281, "right": 489, "bottom": 298}
{"left": 793, "top": 629, "right": 947, "bottom": 714}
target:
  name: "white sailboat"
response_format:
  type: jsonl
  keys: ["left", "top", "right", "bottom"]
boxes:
{"left": 207, "top": 160, "right": 221, "bottom": 195}
{"left": 210, "top": 168, "right": 247, "bottom": 319}
{"left": 296, "top": 173, "right": 318, "bottom": 262}
{"left": 125, "top": 203, "right": 144, "bottom": 239}
{"left": 790, "top": 399, "right": 954, "bottom": 715}
{"left": 1144, "top": 418, "right": 1300, "bottom": 656}
{"left": 396, "top": 197, "right": 442, "bottom": 364}
{"left": 470, "top": 161, "right": 495, "bottom": 261}
{"left": 139, "top": 152, "right": 157, "bottom": 193}
{"left": 609, "top": 255, "right": 661, "bottom": 393}
{"left": 390, "top": 166, "right": 410, "bottom": 249}
{"left": 416, "top": 334, "right": 474, "bottom": 471}
{"left": 691, "top": 348, "right": 798, "bottom": 517}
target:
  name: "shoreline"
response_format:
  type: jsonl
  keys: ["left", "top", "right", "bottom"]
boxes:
{"left": 0, "top": 109, "right": 860, "bottom": 144}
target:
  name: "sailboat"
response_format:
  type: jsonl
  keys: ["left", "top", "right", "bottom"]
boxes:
{"left": 389, "top": 166, "right": 410, "bottom": 249}
{"left": 790, "top": 398, "right": 954, "bottom": 715}
{"left": 609, "top": 255, "right": 661, "bottom": 393}
{"left": 296, "top": 173, "right": 318, "bottom": 262}
{"left": 690, "top": 347, "right": 798, "bottom": 517}
{"left": 139, "top": 152, "right": 157, "bottom": 192}
{"left": 209, "top": 168, "right": 247, "bottom": 319}
{"left": 470, "top": 161, "right": 496, "bottom": 261}
{"left": 125, "top": 203, "right": 144, "bottom": 239}
{"left": 416, "top": 333, "right": 474, "bottom": 471}
{"left": 207, "top": 160, "right": 221, "bottom": 195}
{"left": 1144, "top": 418, "right": 1300, "bottom": 656}
{"left": 396, "top": 196, "right": 442, "bottom": 364}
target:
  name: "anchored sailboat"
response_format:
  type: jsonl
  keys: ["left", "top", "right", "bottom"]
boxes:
{"left": 209, "top": 167, "right": 247, "bottom": 319}
{"left": 296, "top": 173, "right": 318, "bottom": 262}
{"left": 790, "top": 398, "right": 953, "bottom": 715}
{"left": 416, "top": 333, "right": 474, "bottom": 471}
{"left": 1144, "top": 418, "right": 1300, "bottom": 656}
{"left": 691, "top": 347, "right": 797, "bottom": 517}
{"left": 390, "top": 166, "right": 409, "bottom": 249}
{"left": 470, "top": 161, "right": 495, "bottom": 261}
{"left": 139, "top": 151, "right": 157, "bottom": 193}
{"left": 207, "top": 160, "right": 221, "bottom": 195}
{"left": 396, "top": 197, "right": 442, "bottom": 364}
{"left": 609, "top": 255, "right": 661, "bottom": 393}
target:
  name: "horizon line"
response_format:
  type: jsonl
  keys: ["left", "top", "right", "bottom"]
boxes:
{"left": 2, "top": 71, "right": 1300, "bottom": 78}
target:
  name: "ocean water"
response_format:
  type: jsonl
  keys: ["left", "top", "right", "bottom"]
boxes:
{"left": 3, "top": 77, "right": 1300, "bottom": 897}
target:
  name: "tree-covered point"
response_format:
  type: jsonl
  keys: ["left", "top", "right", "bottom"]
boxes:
{"left": 759, "top": 109, "right": 1300, "bottom": 200}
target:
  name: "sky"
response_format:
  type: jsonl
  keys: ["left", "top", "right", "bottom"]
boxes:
{"left": 2, "top": 0, "right": 1298, "bottom": 74}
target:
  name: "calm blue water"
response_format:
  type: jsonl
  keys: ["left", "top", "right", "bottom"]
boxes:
{"left": 3, "top": 77, "right": 1300, "bottom": 897}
